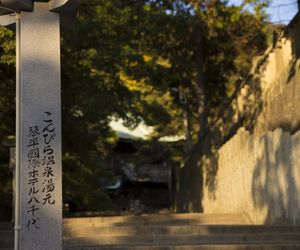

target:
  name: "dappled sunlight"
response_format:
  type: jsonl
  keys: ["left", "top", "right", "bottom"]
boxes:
{"left": 202, "top": 127, "right": 300, "bottom": 225}
{"left": 62, "top": 213, "right": 250, "bottom": 248}
{"left": 61, "top": 214, "right": 300, "bottom": 248}
{"left": 197, "top": 16, "right": 300, "bottom": 226}
{"left": 252, "top": 130, "right": 300, "bottom": 224}
{"left": 1, "top": 1, "right": 300, "bottom": 249}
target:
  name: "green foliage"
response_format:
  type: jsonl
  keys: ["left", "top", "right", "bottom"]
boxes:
{"left": 63, "top": 151, "right": 113, "bottom": 211}
{"left": 0, "top": 27, "right": 15, "bottom": 140}
{"left": 0, "top": 27, "right": 15, "bottom": 215}
{"left": 110, "top": 0, "right": 269, "bottom": 141}
{"left": 61, "top": 0, "right": 269, "bottom": 149}
{"left": 0, "top": 0, "right": 270, "bottom": 213}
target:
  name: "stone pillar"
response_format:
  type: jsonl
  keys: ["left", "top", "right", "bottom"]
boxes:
{"left": 18, "top": 3, "right": 62, "bottom": 249}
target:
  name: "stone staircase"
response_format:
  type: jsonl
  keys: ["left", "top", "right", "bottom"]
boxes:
{"left": 2, "top": 213, "right": 300, "bottom": 249}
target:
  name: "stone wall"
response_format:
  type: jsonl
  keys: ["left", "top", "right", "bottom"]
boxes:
{"left": 251, "top": 28, "right": 300, "bottom": 135}
{"left": 234, "top": 22, "right": 300, "bottom": 136}
{"left": 200, "top": 15, "right": 300, "bottom": 224}
{"left": 203, "top": 128, "right": 300, "bottom": 224}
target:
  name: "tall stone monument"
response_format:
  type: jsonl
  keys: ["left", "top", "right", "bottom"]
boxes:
{"left": 0, "top": 1, "right": 80, "bottom": 249}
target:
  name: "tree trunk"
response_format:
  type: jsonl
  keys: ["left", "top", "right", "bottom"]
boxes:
{"left": 195, "top": 21, "right": 207, "bottom": 142}
{"left": 183, "top": 103, "right": 193, "bottom": 153}
{"left": 176, "top": 20, "right": 206, "bottom": 213}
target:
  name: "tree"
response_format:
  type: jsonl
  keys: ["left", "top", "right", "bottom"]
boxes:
{"left": 114, "top": 0, "right": 270, "bottom": 211}
{"left": 169, "top": 0, "right": 270, "bottom": 212}
{"left": 0, "top": 27, "right": 15, "bottom": 215}
{"left": 0, "top": 27, "right": 15, "bottom": 141}
{"left": 69, "top": 1, "right": 270, "bottom": 213}
{"left": 0, "top": 0, "right": 270, "bottom": 212}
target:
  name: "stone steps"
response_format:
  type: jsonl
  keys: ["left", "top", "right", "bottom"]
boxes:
{"left": 61, "top": 213, "right": 300, "bottom": 249}
{"left": 64, "top": 233, "right": 300, "bottom": 245}
{"left": 63, "top": 225, "right": 300, "bottom": 237}
{"left": 2, "top": 213, "right": 300, "bottom": 250}
{"left": 64, "top": 245, "right": 300, "bottom": 250}
{"left": 63, "top": 213, "right": 248, "bottom": 226}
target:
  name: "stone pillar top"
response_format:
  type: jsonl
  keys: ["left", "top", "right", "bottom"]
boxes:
{"left": 0, "top": 0, "right": 80, "bottom": 28}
